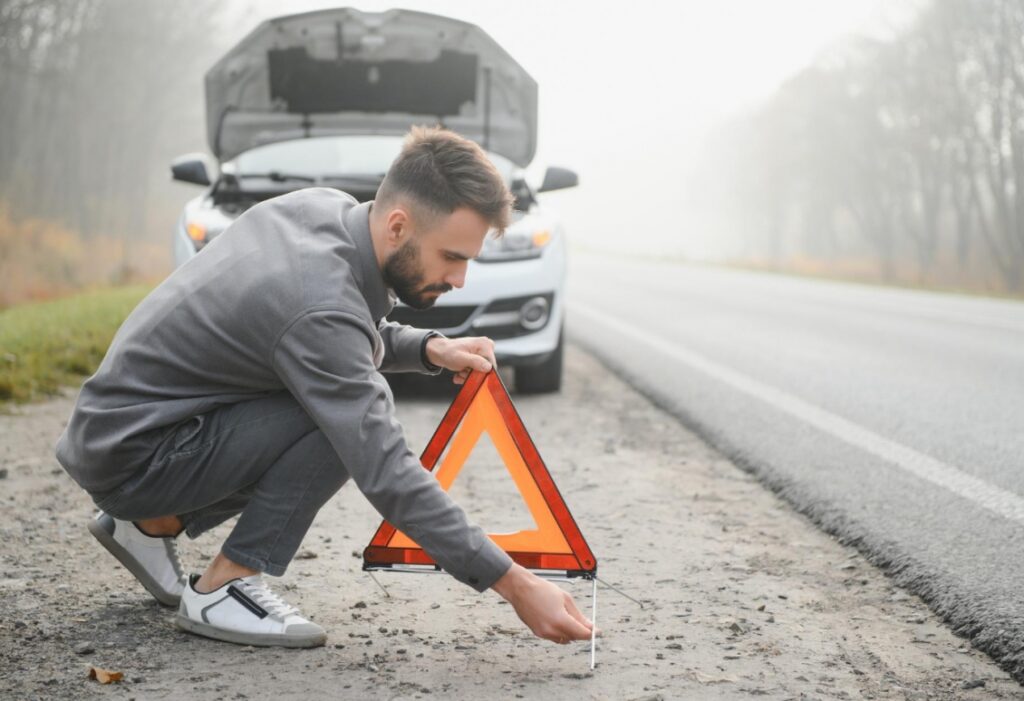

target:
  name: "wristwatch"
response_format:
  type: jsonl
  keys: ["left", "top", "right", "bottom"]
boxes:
{"left": 420, "top": 331, "right": 445, "bottom": 375}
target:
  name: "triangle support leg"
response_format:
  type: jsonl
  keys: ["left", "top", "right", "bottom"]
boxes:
{"left": 367, "top": 570, "right": 391, "bottom": 598}
{"left": 590, "top": 575, "right": 598, "bottom": 671}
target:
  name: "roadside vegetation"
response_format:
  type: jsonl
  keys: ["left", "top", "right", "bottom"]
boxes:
{"left": 695, "top": 1, "right": 1024, "bottom": 296}
{"left": 0, "top": 0, "right": 217, "bottom": 308}
{"left": 0, "top": 202, "right": 166, "bottom": 308}
{"left": 0, "top": 285, "right": 151, "bottom": 404}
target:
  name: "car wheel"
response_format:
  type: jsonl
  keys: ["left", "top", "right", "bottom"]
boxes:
{"left": 515, "top": 327, "right": 564, "bottom": 394}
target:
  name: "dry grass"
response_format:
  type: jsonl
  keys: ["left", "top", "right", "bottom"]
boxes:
{"left": 0, "top": 200, "right": 168, "bottom": 309}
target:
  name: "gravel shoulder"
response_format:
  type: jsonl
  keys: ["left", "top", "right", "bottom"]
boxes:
{"left": 0, "top": 345, "right": 1020, "bottom": 700}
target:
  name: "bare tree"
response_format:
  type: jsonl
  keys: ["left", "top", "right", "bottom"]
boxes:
{"left": 694, "top": 0, "right": 1024, "bottom": 293}
{"left": 0, "top": 0, "right": 227, "bottom": 295}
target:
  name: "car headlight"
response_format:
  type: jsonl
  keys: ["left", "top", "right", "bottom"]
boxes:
{"left": 476, "top": 227, "right": 553, "bottom": 262}
{"left": 186, "top": 221, "right": 207, "bottom": 245}
{"left": 181, "top": 211, "right": 231, "bottom": 251}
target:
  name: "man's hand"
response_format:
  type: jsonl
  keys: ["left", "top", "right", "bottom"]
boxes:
{"left": 425, "top": 335, "right": 497, "bottom": 385}
{"left": 491, "top": 563, "right": 595, "bottom": 644}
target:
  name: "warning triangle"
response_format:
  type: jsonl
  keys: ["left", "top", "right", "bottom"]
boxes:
{"left": 363, "top": 370, "right": 597, "bottom": 577}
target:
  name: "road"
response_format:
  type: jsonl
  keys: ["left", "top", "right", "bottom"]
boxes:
{"left": 567, "top": 251, "right": 1024, "bottom": 682}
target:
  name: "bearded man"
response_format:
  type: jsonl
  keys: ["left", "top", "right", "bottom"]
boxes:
{"left": 55, "top": 127, "right": 593, "bottom": 648}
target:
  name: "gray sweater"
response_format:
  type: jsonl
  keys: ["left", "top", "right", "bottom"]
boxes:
{"left": 55, "top": 187, "right": 512, "bottom": 591}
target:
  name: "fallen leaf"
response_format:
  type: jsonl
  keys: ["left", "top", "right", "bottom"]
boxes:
{"left": 87, "top": 667, "right": 124, "bottom": 684}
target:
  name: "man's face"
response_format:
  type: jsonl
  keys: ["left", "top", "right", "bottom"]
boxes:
{"left": 382, "top": 207, "right": 490, "bottom": 310}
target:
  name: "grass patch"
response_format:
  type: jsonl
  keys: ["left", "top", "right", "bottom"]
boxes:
{"left": 0, "top": 285, "right": 152, "bottom": 404}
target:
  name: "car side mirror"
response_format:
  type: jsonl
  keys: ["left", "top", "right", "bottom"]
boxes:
{"left": 171, "top": 153, "right": 216, "bottom": 186}
{"left": 537, "top": 166, "right": 578, "bottom": 193}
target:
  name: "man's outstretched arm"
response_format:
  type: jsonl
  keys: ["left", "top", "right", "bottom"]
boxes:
{"left": 424, "top": 336, "right": 595, "bottom": 642}
{"left": 274, "top": 311, "right": 592, "bottom": 642}
{"left": 272, "top": 309, "right": 511, "bottom": 591}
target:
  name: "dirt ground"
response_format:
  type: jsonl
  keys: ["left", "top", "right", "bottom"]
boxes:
{"left": 1, "top": 345, "right": 1021, "bottom": 700}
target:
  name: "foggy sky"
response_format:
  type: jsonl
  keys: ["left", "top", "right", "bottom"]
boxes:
{"left": 227, "top": 0, "right": 913, "bottom": 258}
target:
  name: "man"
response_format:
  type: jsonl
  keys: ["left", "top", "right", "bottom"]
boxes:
{"left": 55, "top": 127, "right": 593, "bottom": 648}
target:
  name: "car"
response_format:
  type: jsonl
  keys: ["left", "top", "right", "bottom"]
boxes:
{"left": 170, "top": 7, "right": 577, "bottom": 393}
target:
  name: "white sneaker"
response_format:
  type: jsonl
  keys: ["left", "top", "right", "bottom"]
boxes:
{"left": 175, "top": 574, "right": 326, "bottom": 648}
{"left": 88, "top": 511, "right": 186, "bottom": 606}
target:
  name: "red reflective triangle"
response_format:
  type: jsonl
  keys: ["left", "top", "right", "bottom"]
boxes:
{"left": 363, "top": 370, "right": 597, "bottom": 577}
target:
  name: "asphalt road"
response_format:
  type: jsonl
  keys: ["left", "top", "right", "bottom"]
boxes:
{"left": 566, "top": 252, "right": 1024, "bottom": 682}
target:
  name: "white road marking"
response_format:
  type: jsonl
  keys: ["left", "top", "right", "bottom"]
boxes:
{"left": 572, "top": 301, "right": 1024, "bottom": 524}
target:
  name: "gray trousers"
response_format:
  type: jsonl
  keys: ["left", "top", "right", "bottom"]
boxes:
{"left": 93, "top": 392, "right": 349, "bottom": 576}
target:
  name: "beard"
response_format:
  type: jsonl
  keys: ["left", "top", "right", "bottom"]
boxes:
{"left": 382, "top": 238, "right": 452, "bottom": 310}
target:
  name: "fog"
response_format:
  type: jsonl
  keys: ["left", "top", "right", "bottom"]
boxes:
{"left": 5, "top": 0, "right": 1021, "bottom": 305}
{"left": 240, "top": 0, "right": 905, "bottom": 258}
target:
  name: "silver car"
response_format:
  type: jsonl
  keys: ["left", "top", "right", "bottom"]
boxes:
{"left": 170, "top": 8, "right": 577, "bottom": 392}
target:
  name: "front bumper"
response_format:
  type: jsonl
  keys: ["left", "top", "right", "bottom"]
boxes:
{"left": 388, "top": 291, "right": 564, "bottom": 366}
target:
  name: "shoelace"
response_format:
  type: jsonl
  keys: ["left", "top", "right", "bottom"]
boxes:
{"left": 238, "top": 576, "right": 299, "bottom": 618}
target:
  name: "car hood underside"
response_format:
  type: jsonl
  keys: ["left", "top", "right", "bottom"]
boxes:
{"left": 206, "top": 7, "right": 538, "bottom": 166}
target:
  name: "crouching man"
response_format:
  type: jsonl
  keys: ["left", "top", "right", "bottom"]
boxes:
{"left": 55, "top": 127, "right": 593, "bottom": 648}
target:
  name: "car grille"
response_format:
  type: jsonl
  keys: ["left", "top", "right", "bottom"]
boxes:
{"left": 386, "top": 293, "right": 554, "bottom": 340}
{"left": 385, "top": 305, "right": 475, "bottom": 331}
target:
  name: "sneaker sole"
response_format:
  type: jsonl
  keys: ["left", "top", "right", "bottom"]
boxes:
{"left": 174, "top": 613, "right": 327, "bottom": 648}
{"left": 87, "top": 517, "right": 181, "bottom": 607}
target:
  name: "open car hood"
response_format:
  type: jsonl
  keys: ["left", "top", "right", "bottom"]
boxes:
{"left": 206, "top": 8, "right": 538, "bottom": 167}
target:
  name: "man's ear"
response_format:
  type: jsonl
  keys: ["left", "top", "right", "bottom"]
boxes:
{"left": 384, "top": 207, "right": 412, "bottom": 250}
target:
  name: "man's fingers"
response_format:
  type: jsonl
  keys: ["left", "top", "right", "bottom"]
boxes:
{"left": 463, "top": 337, "right": 496, "bottom": 371}
{"left": 502, "top": 572, "right": 595, "bottom": 645}
{"left": 480, "top": 349, "right": 497, "bottom": 371}
{"left": 455, "top": 348, "right": 491, "bottom": 373}
{"left": 476, "top": 338, "right": 498, "bottom": 370}
{"left": 553, "top": 593, "right": 598, "bottom": 643}
{"left": 472, "top": 354, "right": 493, "bottom": 372}
{"left": 563, "top": 593, "right": 593, "bottom": 631}
{"left": 437, "top": 337, "right": 496, "bottom": 377}
{"left": 549, "top": 613, "right": 594, "bottom": 643}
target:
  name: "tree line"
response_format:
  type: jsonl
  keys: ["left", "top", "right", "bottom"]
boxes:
{"left": 0, "top": 0, "right": 227, "bottom": 304}
{"left": 697, "top": 0, "right": 1024, "bottom": 294}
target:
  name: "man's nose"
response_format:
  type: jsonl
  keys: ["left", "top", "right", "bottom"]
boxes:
{"left": 445, "top": 265, "right": 467, "bottom": 289}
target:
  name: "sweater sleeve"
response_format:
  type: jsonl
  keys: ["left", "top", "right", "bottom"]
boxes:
{"left": 377, "top": 318, "right": 442, "bottom": 374}
{"left": 271, "top": 309, "right": 512, "bottom": 591}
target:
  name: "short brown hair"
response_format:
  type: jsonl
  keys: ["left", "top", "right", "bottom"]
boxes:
{"left": 376, "top": 126, "right": 514, "bottom": 233}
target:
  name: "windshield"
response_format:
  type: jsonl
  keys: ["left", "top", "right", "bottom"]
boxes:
{"left": 226, "top": 135, "right": 516, "bottom": 183}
